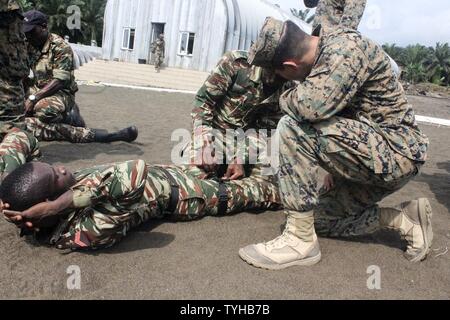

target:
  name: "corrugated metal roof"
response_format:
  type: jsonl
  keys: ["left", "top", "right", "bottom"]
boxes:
{"left": 224, "top": 0, "right": 312, "bottom": 51}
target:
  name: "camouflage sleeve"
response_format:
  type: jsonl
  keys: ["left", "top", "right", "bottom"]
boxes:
{"left": 51, "top": 40, "right": 75, "bottom": 86}
{"left": 279, "top": 40, "right": 370, "bottom": 123}
{"left": 191, "top": 52, "right": 238, "bottom": 134}
{"left": 341, "top": 0, "right": 367, "bottom": 29}
{"left": 71, "top": 160, "right": 148, "bottom": 209}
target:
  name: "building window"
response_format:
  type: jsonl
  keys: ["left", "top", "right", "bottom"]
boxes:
{"left": 178, "top": 32, "right": 195, "bottom": 56}
{"left": 122, "top": 28, "right": 136, "bottom": 50}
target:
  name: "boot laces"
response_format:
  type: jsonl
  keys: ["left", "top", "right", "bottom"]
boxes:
{"left": 265, "top": 230, "right": 295, "bottom": 250}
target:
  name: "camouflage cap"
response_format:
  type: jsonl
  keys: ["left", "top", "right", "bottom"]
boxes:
{"left": 248, "top": 17, "right": 285, "bottom": 68}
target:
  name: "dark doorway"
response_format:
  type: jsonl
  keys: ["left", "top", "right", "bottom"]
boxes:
{"left": 149, "top": 23, "right": 166, "bottom": 64}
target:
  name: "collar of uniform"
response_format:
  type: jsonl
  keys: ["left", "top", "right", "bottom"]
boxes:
{"left": 313, "top": 28, "right": 326, "bottom": 66}
{"left": 249, "top": 65, "right": 263, "bottom": 84}
{"left": 40, "top": 33, "right": 53, "bottom": 54}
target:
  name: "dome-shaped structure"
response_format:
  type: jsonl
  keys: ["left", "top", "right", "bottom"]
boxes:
{"left": 101, "top": 0, "right": 311, "bottom": 72}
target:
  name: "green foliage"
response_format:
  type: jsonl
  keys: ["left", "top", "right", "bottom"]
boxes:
{"left": 291, "top": 8, "right": 315, "bottom": 24}
{"left": 383, "top": 42, "right": 450, "bottom": 86}
{"left": 16, "top": 0, "right": 107, "bottom": 46}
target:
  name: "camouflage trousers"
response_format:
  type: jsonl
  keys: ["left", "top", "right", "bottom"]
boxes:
{"left": 32, "top": 92, "right": 74, "bottom": 124}
{"left": 55, "top": 165, "right": 282, "bottom": 250}
{"left": 277, "top": 115, "right": 420, "bottom": 238}
{"left": 154, "top": 53, "right": 163, "bottom": 70}
{"left": 163, "top": 165, "right": 281, "bottom": 220}
{"left": 0, "top": 127, "right": 40, "bottom": 181}
{"left": 23, "top": 117, "right": 95, "bottom": 143}
{"left": 0, "top": 79, "right": 25, "bottom": 122}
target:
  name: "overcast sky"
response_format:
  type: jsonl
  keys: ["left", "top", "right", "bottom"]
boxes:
{"left": 268, "top": 0, "right": 450, "bottom": 47}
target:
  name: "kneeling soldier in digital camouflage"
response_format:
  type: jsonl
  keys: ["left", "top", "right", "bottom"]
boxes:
{"left": 0, "top": 160, "right": 281, "bottom": 250}
{"left": 238, "top": 18, "right": 432, "bottom": 270}
{"left": 187, "top": 50, "right": 293, "bottom": 181}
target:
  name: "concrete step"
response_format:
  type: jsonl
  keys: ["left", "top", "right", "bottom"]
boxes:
{"left": 75, "top": 59, "right": 209, "bottom": 91}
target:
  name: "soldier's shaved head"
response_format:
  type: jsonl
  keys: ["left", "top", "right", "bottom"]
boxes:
{"left": 0, "top": 162, "right": 76, "bottom": 211}
{"left": 274, "top": 21, "right": 312, "bottom": 67}
{"left": 0, "top": 163, "right": 53, "bottom": 211}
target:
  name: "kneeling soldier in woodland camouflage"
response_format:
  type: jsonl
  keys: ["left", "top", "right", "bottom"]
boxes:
{"left": 0, "top": 160, "right": 281, "bottom": 250}
{"left": 238, "top": 18, "right": 432, "bottom": 270}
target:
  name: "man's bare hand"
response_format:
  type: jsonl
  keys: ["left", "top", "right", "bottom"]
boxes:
{"left": 222, "top": 164, "right": 245, "bottom": 181}
{"left": 323, "top": 174, "right": 335, "bottom": 192}
{"left": 24, "top": 99, "right": 35, "bottom": 115}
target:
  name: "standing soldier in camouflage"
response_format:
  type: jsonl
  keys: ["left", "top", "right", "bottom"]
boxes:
{"left": 151, "top": 34, "right": 165, "bottom": 73}
{"left": 1, "top": 160, "right": 281, "bottom": 251}
{"left": 0, "top": 0, "right": 29, "bottom": 121}
{"left": 303, "top": 0, "right": 367, "bottom": 35}
{"left": 0, "top": 1, "right": 41, "bottom": 180}
{"left": 239, "top": 17, "right": 432, "bottom": 270}
{"left": 187, "top": 50, "right": 292, "bottom": 180}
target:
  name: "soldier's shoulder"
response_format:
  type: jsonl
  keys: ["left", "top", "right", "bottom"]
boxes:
{"left": 50, "top": 33, "right": 72, "bottom": 50}
{"left": 322, "top": 28, "right": 368, "bottom": 53}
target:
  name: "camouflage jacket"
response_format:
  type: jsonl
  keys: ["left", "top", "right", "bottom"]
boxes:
{"left": 152, "top": 39, "right": 165, "bottom": 55}
{"left": 28, "top": 33, "right": 78, "bottom": 97}
{"left": 0, "top": 0, "right": 28, "bottom": 82}
{"left": 313, "top": 0, "right": 367, "bottom": 35}
{"left": 279, "top": 28, "right": 429, "bottom": 167}
{"left": 192, "top": 51, "right": 291, "bottom": 135}
{"left": 48, "top": 160, "right": 222, "bottom": 250}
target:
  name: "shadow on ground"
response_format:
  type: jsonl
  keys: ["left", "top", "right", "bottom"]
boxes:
{"left": 416, "top": 161, "right": 450, "bottom": 210}
{"left": 39, "top": 142, "right": 145, "bottom": 163}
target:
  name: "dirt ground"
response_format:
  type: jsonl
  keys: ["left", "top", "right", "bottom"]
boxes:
{"left": 0, "top": 85, "right": 449, "bottom": 300}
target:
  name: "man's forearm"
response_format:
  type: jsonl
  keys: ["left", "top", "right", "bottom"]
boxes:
{"left": 33, "top": 79, "right": 65, "bottom": 102}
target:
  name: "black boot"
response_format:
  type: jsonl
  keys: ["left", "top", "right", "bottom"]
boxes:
{"left": 64, "top": 103, "right": 86, "bottom": 128}
{"left": 93, "top": 126, "right": 138, "bottom": 143}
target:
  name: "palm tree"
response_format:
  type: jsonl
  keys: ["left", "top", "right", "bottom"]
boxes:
{"left": 400, "top": 45, "right": 431, "bottom": 84}
{"left": 382, "top": 43, "right": 404, "bottom": 63}
{"left": 424, "top": 43, "right": 450, "bottom": 85}
{"left": 291, "top": 8, "right": 315, "bottom": 24}
{"left": 79, "top": 0, "right": 107, "bottom": 45}
{"left": 16, "top": 0, "right": 35, "bottom": 11}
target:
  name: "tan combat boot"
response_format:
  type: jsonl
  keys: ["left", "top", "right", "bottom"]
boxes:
{"left": 239, "top": 212, "right": 322, "bottom": 270}
{"left": 380, "top": 198, "right": 433, "bottom": 262}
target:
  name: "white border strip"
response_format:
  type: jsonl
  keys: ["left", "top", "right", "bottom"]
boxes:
{"left": 79, "top": 81, "right": 450, "bottom": 127}
{"left": 416, "top": 115, "right": 450, "bottom": 127}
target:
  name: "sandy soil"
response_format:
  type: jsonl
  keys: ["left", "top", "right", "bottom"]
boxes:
{"left": 0, "top": 86, "right": 449, "bottom": 300}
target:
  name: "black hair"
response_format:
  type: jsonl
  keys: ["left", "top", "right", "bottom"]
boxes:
{"left": 304, "top": 0, "right": 319, "bottom": 8}
{"left": 0, "top": 163, "right": 52, "bottom": 211}
{"left": 273, "top": 21, "right": 311, "bottom": 67}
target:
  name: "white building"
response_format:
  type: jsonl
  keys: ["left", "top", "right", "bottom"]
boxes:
{"left": 102, "top": 0, "right": 311, "bottom": 72}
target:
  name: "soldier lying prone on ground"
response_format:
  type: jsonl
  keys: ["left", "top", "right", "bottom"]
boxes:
{"left": 0, "top": 160, "right": 281, "bottom": 251}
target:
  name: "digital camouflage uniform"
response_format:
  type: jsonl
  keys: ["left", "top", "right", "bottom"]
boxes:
{"left": 0, "top": 0, "right": 29, "bottom": 121}
{"left": 46, "top": 160, "right": 281, "bottom": 250}
{"left": 275, "top": 28, "right": 429, "bottom": 238}
{"left": 312, "top": 0, "right": 367, "bottom": 35}
{"left": 151, "top": 36, "right": 165, "bottom": 71}
{"left": 28, "top": 33, "right": 79, "bottom": 124}
{"left": 187, "top": 50, "right": 291, "bottom": 177}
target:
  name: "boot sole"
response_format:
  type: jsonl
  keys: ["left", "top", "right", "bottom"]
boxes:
{"left": 409, "top": 198, "right": 434, "bottom": 263}
{"left": 239, "top": 249, "right": 322, "bottom": 271}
